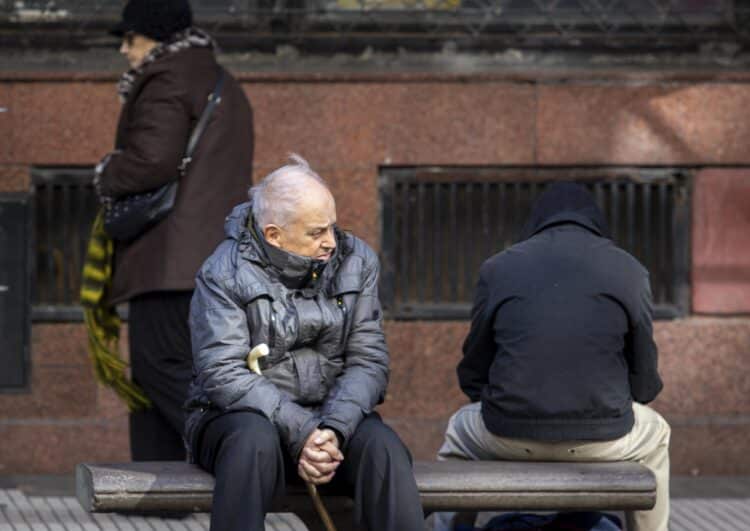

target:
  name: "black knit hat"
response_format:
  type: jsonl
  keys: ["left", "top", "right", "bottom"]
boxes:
{"left": 111, "top": 0, "right": 193, "bottom": 42}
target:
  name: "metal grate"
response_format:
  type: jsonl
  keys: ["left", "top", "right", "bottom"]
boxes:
{"left": 31, "top": 167, "right": 98, "bottom": 321}
{"left": 2, "top": 0, "right": 750, "bottom": 51}
{"left": 380, "top": 168, "right": 690, "bottom": 320}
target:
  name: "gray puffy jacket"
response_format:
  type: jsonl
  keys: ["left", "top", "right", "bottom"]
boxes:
{"left": 184, "top": 202, "right": 389, "bottom": 460}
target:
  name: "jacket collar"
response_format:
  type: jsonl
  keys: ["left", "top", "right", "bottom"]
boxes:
{"left": 525, "top": 211, "right": 606, "bottom": 239}
{"left": 255, "top": 228, "right": 332, "bottom": 291}
{"left": 224, "top": 202, "right": 348, "bottom": 295}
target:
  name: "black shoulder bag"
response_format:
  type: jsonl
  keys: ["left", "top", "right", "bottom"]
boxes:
{"left": 103, "top": 70, "right": 226, "bottom": 241}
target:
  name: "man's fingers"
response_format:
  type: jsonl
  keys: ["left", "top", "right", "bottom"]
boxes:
{"left": 299, "top": 458, "right": 320, "bottom": 477}
{"left": 308, "top": 471, "right": 335, "bottom": 485}
{"left": 313, "top": 429, "right": 336, "bottom": 446}
{"left": 303, "top": 446, "right": 333, "bottom": 463}
{"left": 298, "top": 464, "right": 335, "bottom": 485}
{"left": 305, "top": 428, "right": 326, "bottom": 448}
{"left": 304, "top": 443, "right": 343, "bottom": 463}
{"left": 297, "top": 462, "right": 312, "bottom": 483}
{"left": 318, "top": 441, "right": 344, "bottom": 461}
{"left": 300, "top": 457, "right": 339, "bottom": 478}
{"left": 306, "top": 458, "right": 339, "bottom": 475}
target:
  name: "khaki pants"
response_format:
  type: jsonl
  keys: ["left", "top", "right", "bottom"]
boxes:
{"left": 434, "top": 402, "right": 670, "bottom": 531}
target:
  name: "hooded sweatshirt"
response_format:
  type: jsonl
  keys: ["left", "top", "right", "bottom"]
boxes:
{"left": 458, "top": 182, "right": 663, "bottom": 442}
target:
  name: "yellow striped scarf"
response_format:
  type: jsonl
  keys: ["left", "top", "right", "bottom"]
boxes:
{"left": 80, "top": 210, "right": 151, "bottom": 411}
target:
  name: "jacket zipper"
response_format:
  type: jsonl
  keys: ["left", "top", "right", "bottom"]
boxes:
{"left": 337, "top": 296, "right": 348, "bottom": 350}
{"left": 268, "top": 309, "right": 276, "bottom": 351}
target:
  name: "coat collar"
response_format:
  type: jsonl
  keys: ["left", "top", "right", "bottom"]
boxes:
{"left": 224, "top": 202, "right": 349, "bottom": 296}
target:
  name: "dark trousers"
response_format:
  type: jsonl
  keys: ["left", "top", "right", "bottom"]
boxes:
{"left": 128, "top": 290, "right": 193, "bottom": 461}
{"left": 195, "top": 410, "right": 425, "bottom": 531}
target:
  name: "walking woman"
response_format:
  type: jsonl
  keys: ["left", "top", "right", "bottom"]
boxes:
{"left": 91, "top": 0, "right": 254, "bottom": 460}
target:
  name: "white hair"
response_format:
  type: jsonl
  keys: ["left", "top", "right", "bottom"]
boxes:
{"left": 249, "top": 154, "right": 329, "bottom": 228}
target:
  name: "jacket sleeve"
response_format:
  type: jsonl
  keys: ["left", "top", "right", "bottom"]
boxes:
{"left": 190, "top": 264, "right": 320, "bottom": 459}
{"left": 457, "top": 264, "right": 495, "bottom": 402}
{"left": 98, "top": 69, "right": 192, "bottom": 198}
{"left": 319, "top": 256, "right": 390, "bottom": 448}
{"left": 625, "top": 274, "right": 663, "bottom": 404}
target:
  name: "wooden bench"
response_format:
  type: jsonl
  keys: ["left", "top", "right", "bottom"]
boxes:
{"left": 76, "top": 460, "right": 656, "bottom": 531}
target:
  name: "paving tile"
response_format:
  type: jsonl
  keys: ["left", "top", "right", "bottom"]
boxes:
{"left": 43, "top": 498, "right": 82, "bottom": 531}
{"left": 89, "top": 513, "right": 120, "bottom": 531}
{"left": 27, "top": 498, "right": 64, "bottom": 531}
{"left": 103, "top": 513, "right": 137, "bottom": 531}
{"left": 59, "top": 498, "right": 97, "bottom": 531}
{"left": 1, "top": 490, "right": 749, "bottom": 531}
{"left": 0, "top": 490, "right": 31, "bottom": 531}
{"left": 178, "top": 516, "right": 204, "bottom": 531}
{"left": 5, "top": 493, "right": 42, "bottom": 529}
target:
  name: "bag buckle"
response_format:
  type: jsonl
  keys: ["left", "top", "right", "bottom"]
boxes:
{"left": 178, "top": 156, "right": 192, "bottom": 175}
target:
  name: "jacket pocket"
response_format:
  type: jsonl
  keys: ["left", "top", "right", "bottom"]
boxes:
{"left": 330, "top": 276, "right": 362, "bottom": 353}
{"left": 245, "top": 295, "right": 282, "bottom": 367}
{"left": 291, "top": 348, "right": 327, "bottom": 405}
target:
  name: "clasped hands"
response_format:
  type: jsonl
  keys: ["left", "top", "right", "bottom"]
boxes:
{"left": 298, "top": 428, "right": 344, "bottom": 485}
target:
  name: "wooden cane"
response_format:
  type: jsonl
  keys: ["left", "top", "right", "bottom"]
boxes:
{"left": 306, "top": 482, "right": 338, "bottom": 531}
{"left": 247, "top": 344, "right": 338, "bottom": 531}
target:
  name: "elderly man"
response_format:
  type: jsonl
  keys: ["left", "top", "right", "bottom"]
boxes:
{"left": 184, "top": 155, "right": 424, "bottom": 531}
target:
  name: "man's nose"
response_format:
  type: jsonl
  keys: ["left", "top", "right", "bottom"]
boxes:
{"left": 323, "top": 227, "right": 336, "bottom": 249}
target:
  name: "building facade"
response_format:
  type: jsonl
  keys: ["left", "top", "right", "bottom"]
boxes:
{"left": 1, "top": 1, "right": 749, "bottom": 475}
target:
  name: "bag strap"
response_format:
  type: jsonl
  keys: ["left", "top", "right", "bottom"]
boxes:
{"left": 178, "top": 68, "right": 226, "bottom": 176}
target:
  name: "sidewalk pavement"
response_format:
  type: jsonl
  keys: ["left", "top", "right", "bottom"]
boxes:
{"left": 0, "top": 475, "right": 748, "bottom": 530}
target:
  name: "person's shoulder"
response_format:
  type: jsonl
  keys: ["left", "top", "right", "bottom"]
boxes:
{"left": 198, "top": 238, "right": 272, "bottom": 301}
{"left": 198, "top": 239, "right": 239, "bottom": 284}
{"left": 599, "top": 239, "right": 650, "bottom": 279}
{"left": 347, "top": 233, "right": 377, "bottom": 259}
{"left": 337, "top": 232, "right": 379, "bottom": 278}
{"left": 152, "top": 46, "right": 214, "bottom": 71}
{"left": 479, "top": 239, "right": 531, "bottom": 275}
{"left": 141, "top": 48, "right": 215, "bottom": 86}
{"left": 134, "top": 58, "right": 189, "bottom": 102}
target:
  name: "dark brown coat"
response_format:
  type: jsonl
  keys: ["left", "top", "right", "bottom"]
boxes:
{"left": 99, "top": 47, "right": 253, "bottom": 304}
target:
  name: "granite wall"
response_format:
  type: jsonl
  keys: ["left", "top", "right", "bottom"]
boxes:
{"left": 1, "top": 72, "right": 749, "bottom": 474}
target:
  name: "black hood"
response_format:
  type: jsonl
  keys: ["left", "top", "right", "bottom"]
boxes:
{"left": 520, "top": 182, "right": 610, "bottom": 241}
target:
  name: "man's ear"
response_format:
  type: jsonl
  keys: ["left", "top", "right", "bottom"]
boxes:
{"left": 263, "top": 225, "right": 283, "bottom": 248}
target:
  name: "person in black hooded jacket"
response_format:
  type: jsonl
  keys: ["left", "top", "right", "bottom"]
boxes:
{"left": 434, "top": 182, "right": 670, "bottom": 531}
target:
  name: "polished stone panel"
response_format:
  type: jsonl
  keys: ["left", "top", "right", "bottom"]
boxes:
{"left": 247, "top": 82, "right": 536, "bottom": 168}
{"left": 692, "top": 169, "right": 750, "bottom": 314}
{"left": 10, "top": 82, "right": 117, "bottom": 164}
{"left": 537, "top": 84, "right": 750, "bottom": 164}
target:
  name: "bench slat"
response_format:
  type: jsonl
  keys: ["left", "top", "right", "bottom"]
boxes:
{"left": 414, "top": 461, "right": 655, "bottom": 492}
{"left": 76, "top": 460, "right": 656, "bottom": 514}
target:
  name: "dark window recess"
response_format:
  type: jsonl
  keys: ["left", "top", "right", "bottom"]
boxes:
{"left": 380, "top": 168, "right": 690, "bottom": 320}
{"left": 0, "top": 193, "right": 31, "bottom": 390}
{"left": 32, "top": 167, "right": 99, "bottom": 322}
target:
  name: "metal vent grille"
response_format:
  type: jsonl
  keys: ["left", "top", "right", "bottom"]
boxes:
{"left": 380, "top": 168, "right": 690, "bottom": 320}
{"left": 32, "top": 167, "right": 98, "bottom": 321}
